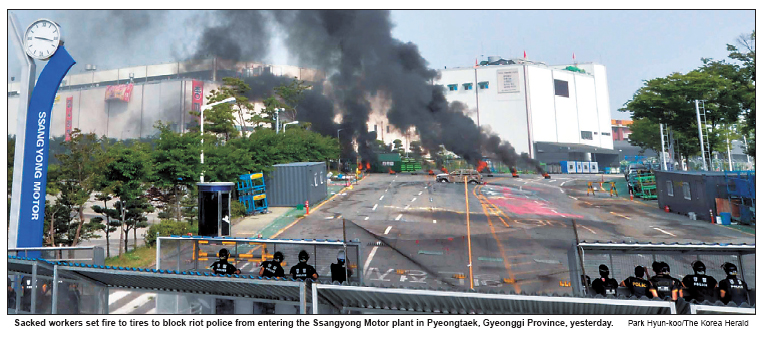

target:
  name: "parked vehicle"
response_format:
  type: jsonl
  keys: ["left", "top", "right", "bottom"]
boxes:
{"left": 436, "top": 169, "right": 482, "bottom": 184}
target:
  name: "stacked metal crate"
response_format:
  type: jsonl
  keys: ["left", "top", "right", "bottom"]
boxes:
{"left": 237, "top": 172, "right": 268, "bottom": 214}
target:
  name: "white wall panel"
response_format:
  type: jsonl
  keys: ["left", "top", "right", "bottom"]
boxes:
{"left": 552, "top": 70, "right": 580, "bottom": 144}
{"left": 575, "top": 75, "right": 600, "bottom": 147}
{"left": 526, "top": 66, "right": 557, "bottom": 143}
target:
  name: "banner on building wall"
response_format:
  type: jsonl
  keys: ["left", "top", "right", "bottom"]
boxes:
{"left": 497, "top": 69, "right": 520, "bottom": 93}
{"left": 65, "top": 97, "right": 73, "bottom": 141}
{"left": 104, "top": 84, "right": 134, "bottom": 102}
{"left": 192, "top": 79, "right": 204, "bottom": 112}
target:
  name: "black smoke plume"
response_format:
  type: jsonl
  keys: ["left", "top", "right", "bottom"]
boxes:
{"left": 191, "top": 10, "right": 544, "bottom": 172}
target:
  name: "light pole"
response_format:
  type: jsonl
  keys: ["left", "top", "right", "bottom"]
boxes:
{"left": 283, "top": 121, "right": 299, "bottom": 133}
{"left": 337, "top": 128, "right": 344, "bottom": 172}
{"left": 200, "top": 97, "right": 236, "bottom": 183}
{"left": 274, "top": 108, "right": 286, "bottom": 134}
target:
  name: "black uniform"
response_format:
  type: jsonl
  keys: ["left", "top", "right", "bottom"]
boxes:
{"left": 20, "top": 276, "right": 34, "bottom": 312}
{"left": 260, "top": 260, "right": 285, "bottom": 278}
{"left": 210, "top": 260, "right": 239, "bottom": 275}
{"left": 682, "top": 274, "right": 718, "bottom": 303}
{"left": 330, "top": 263, "right": 353, "bottom": 283}
{"left": 623, "top": 276, "right": 652, "bottom": 298}
{"left": 718, "top": 277, "right": 749, "bottom": 306}
{"left": 649, "top": 275, "right": 679, "bottom": 299}
{"left": 290, "top": 262, "right": 318, "bottom": 280}
{"left": 591, "top": 277, "right": 619, "bottom": 296}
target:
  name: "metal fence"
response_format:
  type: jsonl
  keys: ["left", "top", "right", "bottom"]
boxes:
{"left": 156, "top": 236, "right": 363, "bottom": 284}
{"left": 8, "top": 246, "right": 104, "bottom": 265}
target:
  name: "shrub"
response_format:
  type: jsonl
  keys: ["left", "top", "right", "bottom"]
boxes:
{"left": 232, "top": 200, "right": 248, "bottom": 218}
{"left": 144, "top": 220, "right": 190, "bottom": 247}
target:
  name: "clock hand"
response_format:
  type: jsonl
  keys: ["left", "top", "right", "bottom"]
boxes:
{"left": 35, "top": 36, "right": 53, "bottom": 42}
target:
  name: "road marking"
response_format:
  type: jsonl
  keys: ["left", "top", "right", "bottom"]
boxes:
{"left": 395, "top": 214, "right": 403, "bottom": 221}
{"left": 384, "top": 225, "right": 393, "bottom": 234}
{"left": 653, "top": 227, "right": 676, "bottom": 237}
{"left": 533, "top": 200, "right": 540, "bottom": 204}
{"left": 560, "top": 189, "right": 565, "bottom": 194}
{"left": 610, "top": 212, "right": 631, "bottom": 220}
{"left": 418, "top": 191, "right": 423, "bottom": 195}
{"left": 433, "top": 220, "right": 437, "bottom": 224}
{"left": 580, "top": 225, "right": 597, "bottom": 234}
{"left": 550, "top": 180, "right": 557, "bottom": 183}
{"left": 561, "top": 181, "right": 567, "bottom": 186}
{"left": 364, "top": 216, "right": 369, "bottom": 221}
{"left": 551, "top": 209, "right": 558, "bottom": 213}
{"left": 324, "top": 216, "right": 334, "bottom": 219}
{"left": 372, "top": 204, "right": 378, "bottom": 211}
{"left": 404, "top": 204, "right": 410, "bottom": 209}
{"left": 411, "top": 197, "right": 417, "bottom": 202}
{"left": 363, "top": 247, "right": 379, "bottom": 276}
{"left": 108, "top": 291, "right": 130, "bottom": 305}
{"left": 379, "top": 195, "right": 384, "bottom": 201}
{"left": 569, "top": 196, "right": 578, "bottom": 200}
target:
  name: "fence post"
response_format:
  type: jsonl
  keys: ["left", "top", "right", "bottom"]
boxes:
{"left": 51, "top": 264, "right": 59, "bottom": 314}
{"left": 299, "top": 283, "right": 307, "bottom": 314}
{"left": 92, "top": 247, "right": 105, "bottom": 266}
{"left": 312, "top": 284, "right": 319, "bottom": 315}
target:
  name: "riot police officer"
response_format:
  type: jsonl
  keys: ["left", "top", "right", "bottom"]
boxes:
{"left": 718, "top": 262, "right": 749, "bottom": 306}
{"left": 290, "top": 250, "right": 319, "bottom": 280}
{"left": 620, "top": 266, "right": 653, "bottom": 298}
{"left": 682, "top": 260, "right": 718, "bottom": 303}
{"left": 330, "top": 251, "right": 352, "bottom": 283}
{"left": 591, "top": 264, "right": 618, "bottom": 296}
{"left": 259, "top": 251, "right": 285, "bottom": 278}
{"left": 648, "top": 261, "right": 679, "bottom": 300}
{"left": 210, "top": 248, "right": 241, "bottom": 275}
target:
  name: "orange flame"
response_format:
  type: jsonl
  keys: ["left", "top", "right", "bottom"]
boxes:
{"left": 389, "top": 168, "right": 396, "bottom": 174}
{"left": 510, "top": 167, "right": 519, "bottom": 177}
{"left": 476, "top": 160, "right": 487, "bottom": 173}
{"left": 358, "top": 162, "right": 363, "bottom": 170}
{"left": 366, "top": 162, "right": 371, "bottom": 170}
{"left": 441, "top": 167, "right": 448, "bottom": 174}
{"left": 543, "top": 173, "right": 551, "bottom": 179}
{"left": 428, "top": 169, "right": 435, "bottom": 175}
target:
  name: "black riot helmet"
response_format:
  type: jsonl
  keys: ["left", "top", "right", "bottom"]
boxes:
{"left": 634, "top": 266, "right": 646, "bottom": 278}
{"left": 722, "top": 262, "right": 738, "bottom": 276}
{"left": 337, "top": 251, "right": 346, "bottom": 265}
{"left": 219, "top": 248, "right": 230, "bottom": 260}
{"left": 298, "top": 250, "right": 309, "bottom": 263}
{"left": 599, "top": 264, "right": 610, "bottom": 278}
{"left": 691, "top": 260, "right": 707, "bottom": 275}
{"left": 273, "top": 251, "right": 284, "bottom": 263}
{"left": 654, "top": 261, "right": 670, "bottom": 275}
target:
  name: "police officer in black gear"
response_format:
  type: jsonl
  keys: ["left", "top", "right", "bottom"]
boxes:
{"left": 682, "top": 260, "right": 718, "bottom": 303}
{"left": 210, "top": 248, "right": 241, "bottom": 275}
{"left": 290, "top": 250, "right": 319, "bottom": 280}
{"left": 621, "top": 266, "right": 653, "bottom": 298}
{"left": 330, "top": 250, "right": 353, "bottom": 283}
{"left": 20, "top": 276, "right": 34, "bottom": 312}
{"left": 591, "top": 264, "right": 618, "bottom": 296}
{"left": 648, "top": 261, "right": 680, "bottom": 300}
{"left": 259, "top": 251, "right": 285, "bottom": 278}
{"left": 718, "top": 262, "right": 749, "bottom": 306}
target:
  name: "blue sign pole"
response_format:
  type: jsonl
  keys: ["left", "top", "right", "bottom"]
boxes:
{"left": 16, "top": 46, "right": 76, "bottom": 257}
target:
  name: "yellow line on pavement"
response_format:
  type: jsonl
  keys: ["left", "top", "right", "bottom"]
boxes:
{"left": 474, "top": 186, "right": 520, "bottom": 293}
{"left": 609, "top": 211, "right": 631, "bottom": 220}
{"left": 714, "top": 224, "right": 756, "bottom": 237}
{"left": 270, "top": 180, "right": 357, "bottom": 239}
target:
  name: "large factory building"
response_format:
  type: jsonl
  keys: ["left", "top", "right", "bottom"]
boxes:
{"left": 436, "top": 56, "right": 618, "bottom": 168}
{"left": 7, "top": 59, "right": 324, "bottom": 139}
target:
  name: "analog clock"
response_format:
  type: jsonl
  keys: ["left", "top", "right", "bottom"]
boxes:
{"left": 24, "top": 18, "right": 62, "bottom": 60}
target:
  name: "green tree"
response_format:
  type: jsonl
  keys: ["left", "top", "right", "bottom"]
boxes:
{"left": 90, "top": 193, "right": 119, "bottom": 258}
{"left": 151, "top": 121, "right": 200, "bottom": 221}
{"left": 111, "top": 197, "right": 153, "bottom": 251}
{"left": 8, "top": 135, "right": 15, "bottom": 225}
{"left": 54, "top": 129, "right": 103, "bottom": 246}
{"left": 274, "top": 77, "right": 312, "bottom": 123}
{"left": 100, "top": 141, "right": 152, "bottom": 254}
{"left": 410, "top": 140, "right": 423, "bottom": 160}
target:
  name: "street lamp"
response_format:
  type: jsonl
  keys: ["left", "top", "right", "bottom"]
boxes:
{"left": 200, "top": 97, "right": 236, "bottom": 183}
{"left": 274, "top": 108, "right": 286, "bottom": 133}
{"left": 283, "top": 121, "right": 300, "bottom": 133}
{"left": 337, "top": 128, "right": 344, "bottom": 172}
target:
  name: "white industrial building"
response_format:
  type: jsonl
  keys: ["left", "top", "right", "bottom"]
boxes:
{"left": 435, "top": 56, "right": 618, "bottom": 168}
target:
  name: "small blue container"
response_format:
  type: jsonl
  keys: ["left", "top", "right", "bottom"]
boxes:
{"left": 719, "top": 212, "right": 732, "bottom": 225}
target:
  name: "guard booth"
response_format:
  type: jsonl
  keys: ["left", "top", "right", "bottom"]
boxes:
{"left": 197, "top": 182, "right": 234, "bottom": 237}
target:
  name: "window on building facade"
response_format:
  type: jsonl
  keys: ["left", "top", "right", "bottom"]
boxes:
{"left": 374, "top": 124, "right": 378, "bottom": 132}
{"left": 666, "top": 180, "right": 674, "bottom": 196}
{"left": 601, "top": 132, "right": 611, "bottom": 136}
{"left": 447, "top": 84, "right": 458, "bottom": 91}
{"left": 581, "top": 131, "right": 593, "bottom": 140}
{"left": 387, "top": 126, "right": 390, "bottom": 133}
{"left": 463, "top": 83, "right": 473, "bottom": 90}
{"left": 554, "top": 79, "right": 569, "bottom": 97}
{"left": 478, "top": 81, "right": 489, "bottom": 89}
{"left": 683, "top": 182, "right": 691, "bottom": 200}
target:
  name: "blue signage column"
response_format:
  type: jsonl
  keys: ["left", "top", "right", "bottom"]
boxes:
{"left": 16, "top": 46, "right": 76, "bottom": 256}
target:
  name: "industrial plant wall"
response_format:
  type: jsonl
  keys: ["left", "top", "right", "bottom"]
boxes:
{"left": 7, "top": 79, "right": 221, "bottom": 139}
{"left": 265, "top": 162, "right": 328, "bottom": 207}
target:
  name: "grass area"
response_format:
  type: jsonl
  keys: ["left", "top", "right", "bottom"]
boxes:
{"left": 104, "top": 245, "right": 157, "bottom": 268}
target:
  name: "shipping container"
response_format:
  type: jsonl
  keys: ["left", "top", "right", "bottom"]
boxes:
{"left": 265, "top": 162, "right": 328, "bottom": 207}
{"left": 377, "top": 153, "right": 401, "bottom": 173}
{"left": 581, "top": 161, "right": 590, "bottom": 174}
{"left": 654, "top": 171, "right": 737, "bottom": 222}
{"left": 590, "top": 162, "right": 599, "bottom": 173}
{"left": 560, "top": 161, "right": 576, "bottom": 174}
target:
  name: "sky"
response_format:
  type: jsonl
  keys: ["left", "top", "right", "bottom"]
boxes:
{"left": 7, "top": 10, "right": 755, "bottom": 120}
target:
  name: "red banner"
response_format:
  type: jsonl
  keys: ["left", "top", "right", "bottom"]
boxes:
{"left": 104, "top": 84, "right": 134, "bottom": 102}
{"left": 65, "top": 97, "right": 73, "bottom": 141}
{"left": 191, "top": 80, "right": 204, "bottom": 112}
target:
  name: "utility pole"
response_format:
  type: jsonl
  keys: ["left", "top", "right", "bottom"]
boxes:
{"left": 695, "top": 100, "right": 708, "bottom": 171}
{"left": 726, "top": 127, "right": 733, "bottom": 171}
{"left": 659, "top": 123, "right": 668, "bottom": 171}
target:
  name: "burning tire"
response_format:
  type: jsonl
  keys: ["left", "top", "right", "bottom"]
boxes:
{"left": 468, "top": 179, "right": 479, "bottom": 184}
{"left": 439, "top": 178, "right": 449, "bottom": 183}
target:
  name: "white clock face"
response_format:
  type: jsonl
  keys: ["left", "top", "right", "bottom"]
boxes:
{"left": 24, "top": 19, "right": 61, "bottom": 60}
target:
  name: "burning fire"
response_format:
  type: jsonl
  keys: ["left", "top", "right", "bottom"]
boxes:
{"left": 428, "top": 169, "right": 435, "bottom": 175}
{"left": 389, "top": 168, "right": 396, "bottom": 174}
{"left": 476, "top": 160, "right": 487, "bottom": 173}
{"left": 366, "top": 162, "right": 371, "bottom": 170}
{"left": 441, "top": 167, "right": 448, "bottom": 174}
{"left": 358, "top": 162, "right": 363, "bottom": 170}
{"left": 510, "top": 167, "right": 519, "bottom": 178}
{"left": 542, "top": 173, "right": 551, "bottom": 179}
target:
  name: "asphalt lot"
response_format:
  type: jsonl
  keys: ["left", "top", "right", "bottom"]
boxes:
{"left": 275, "top": 173, "right": 756, "bottom": 294}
